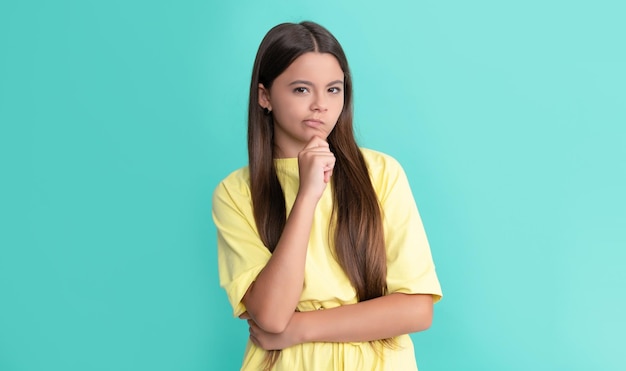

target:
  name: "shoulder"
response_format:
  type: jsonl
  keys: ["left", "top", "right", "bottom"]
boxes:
{"left": 212, "top": 165, "right": 251, "bottom": 208}
{"left": 359, "top": 148, "right": 412, "bottom": 201}
{"left": 360, "top": 147, "right": 405, "bottom": 177}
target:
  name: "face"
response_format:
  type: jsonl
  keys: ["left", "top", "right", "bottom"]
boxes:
{"left": 259, "top": 52, "right": 345, "bottom": 158}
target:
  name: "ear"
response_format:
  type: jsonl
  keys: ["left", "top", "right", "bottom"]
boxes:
{"left": 258, "top": 83, "right": 271, "bottom": 110}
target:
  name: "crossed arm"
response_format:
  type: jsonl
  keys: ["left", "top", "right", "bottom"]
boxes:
{"left": 239, "top": 137, "right": 435, "bottom": 350}
{"left": 239, "top": 179, "right": 434, "bottom": 350}
{"left": 241, "top": 292, "right": 434, "bottom": 351}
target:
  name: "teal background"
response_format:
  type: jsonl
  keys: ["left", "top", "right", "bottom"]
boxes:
{"left": 1, "top": 1, "right": 625, "bottom": 370}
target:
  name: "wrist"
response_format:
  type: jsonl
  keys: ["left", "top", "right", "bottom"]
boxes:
{"left": 294, "top": 191, "right": 321, "bottom": 209}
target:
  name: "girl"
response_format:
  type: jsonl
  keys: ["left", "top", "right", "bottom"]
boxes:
{"left": 213, "top": 21, "right": 442, "bottom": 370}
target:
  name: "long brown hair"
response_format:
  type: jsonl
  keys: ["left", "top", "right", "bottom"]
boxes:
{"left": 248, "top": 21, "right": 388, "bottom": 368}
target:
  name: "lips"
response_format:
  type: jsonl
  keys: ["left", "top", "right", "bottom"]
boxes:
{"left": 303, "top": 119, "right": 324, "bottom": 128}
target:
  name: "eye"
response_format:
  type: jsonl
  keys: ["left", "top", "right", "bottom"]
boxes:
{"left": 293, "top": 87, "right": 309, "bottom": 94}
{"left": 328, "top": 87, "right": 342, "bottom": 94}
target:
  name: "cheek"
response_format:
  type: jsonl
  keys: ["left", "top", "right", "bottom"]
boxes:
{"left": 334, "top": 93, "right": 345, "bottom": 107}
{"left": 331, "top": 97, "right": 345, "bottom": 116}
{"left": 274, "top": 103, "right": 301, "bottom": 121}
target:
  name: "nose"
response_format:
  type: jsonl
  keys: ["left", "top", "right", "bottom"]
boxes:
{"left": 310, "top": 91, "right": 328, "bottom": 112}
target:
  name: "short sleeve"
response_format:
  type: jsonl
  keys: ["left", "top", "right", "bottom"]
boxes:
{"left": 212, "top": 170, "right": 271, "bottom": 317}
{"left": 371, "top": 153, "right": 442, "bottom": 303}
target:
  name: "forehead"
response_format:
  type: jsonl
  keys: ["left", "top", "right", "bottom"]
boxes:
{"left": 277, "top": 52, "right": 344, "bottom": 82}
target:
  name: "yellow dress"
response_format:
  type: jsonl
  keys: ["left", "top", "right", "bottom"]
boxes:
{"left": 213, "top": 148, "right": 442, "bottom": 370}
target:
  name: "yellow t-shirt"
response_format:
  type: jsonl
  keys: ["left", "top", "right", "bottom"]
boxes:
{"left": 212, "top": 148, "right": 442, "bottom": 370}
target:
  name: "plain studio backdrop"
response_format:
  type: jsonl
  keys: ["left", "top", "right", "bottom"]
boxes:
{"left": 1, "top": 1, "right": 624, "bottom": 370}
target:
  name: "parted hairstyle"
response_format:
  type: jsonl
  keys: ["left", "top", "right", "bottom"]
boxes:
{"left": 247, "top": 21, "right": 389, "bottom": 368}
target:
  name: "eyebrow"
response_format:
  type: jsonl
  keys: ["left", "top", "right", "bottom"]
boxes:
{"left": 288, "top": 79, "right": 344, "bottom": 87}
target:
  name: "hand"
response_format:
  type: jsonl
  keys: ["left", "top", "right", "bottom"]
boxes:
{"left": 240, "top": 312, "right": 304, "bottom": 350}
{"left": 297, "top": 136, "right": 336, "bottom": 200}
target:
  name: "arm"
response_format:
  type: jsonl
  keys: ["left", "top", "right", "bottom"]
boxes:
{"left": 242, "top": 136, "right": 336, "bottom": 333}
{"left": 241, "top": 194, "right": 317, "bottom": 333}
{"left": 301, "top": 293, "right": 433, "bottom": 343}
{"left": 245, "top": 293, "right": 434, "bottom": 350}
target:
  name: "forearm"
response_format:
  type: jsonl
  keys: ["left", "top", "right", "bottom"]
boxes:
{"left": 298, "top": 293, "right": 434, "bottom": 343}
{"left": 243, "top": 194, "right": 318, "bottom": 333}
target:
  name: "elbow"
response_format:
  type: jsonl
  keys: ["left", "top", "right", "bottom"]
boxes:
{"left": 242, "top": 284, "right": 293, "bottom": 333}
{"left": 416, "top": 311, "right": 433, "bottom": 332}
{"left": 245, "top": 306, "right": 292, "bottom": 333}
{"left": 409, "top": 314, "right": 432, "bottom": 334}
{"left": 252, "top": 312, "right": 291, "bottom": 333}
{"left": 407, "top": 294, "right": 434, "bottom": 333}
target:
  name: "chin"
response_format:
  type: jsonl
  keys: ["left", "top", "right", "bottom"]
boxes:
{"left": 305, "top": 133, "right": 329, "bottom": 142}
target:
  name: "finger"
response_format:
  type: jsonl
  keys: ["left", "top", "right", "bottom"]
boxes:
{"left": 249, "top": 333, "right": 259, "bottom": 347}
{"left": 324, "top": 168, "right": 333, "bottom": 183}
{"left": 239, "top": 312, "right": 250, "bottom": 320}
{"left": 303, "top": 135, "right": 329, "bottom": 150}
